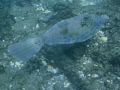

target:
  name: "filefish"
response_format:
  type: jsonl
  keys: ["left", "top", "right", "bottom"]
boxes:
{"left": 8, "top": 14, "right": 109, "bottom": 60}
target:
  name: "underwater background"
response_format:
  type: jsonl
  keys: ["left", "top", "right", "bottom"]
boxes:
{"left": 0, "top": 0, "right": 120, "bottom": 90}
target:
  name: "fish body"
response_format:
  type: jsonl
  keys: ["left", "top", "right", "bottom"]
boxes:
{"left": 8, "top": 14, "right": 109, "bottom": 60}
{"left": 40, "top": 14, "right": 109, "bottom": 45}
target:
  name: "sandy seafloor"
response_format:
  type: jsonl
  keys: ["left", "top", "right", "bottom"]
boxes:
{"left": 0, "top": 0, "right": 120, "bottom": 90}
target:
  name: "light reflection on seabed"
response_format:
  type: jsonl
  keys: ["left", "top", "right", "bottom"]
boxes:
{"left": 80, "top": 0, "right": 103, "bottom": 6}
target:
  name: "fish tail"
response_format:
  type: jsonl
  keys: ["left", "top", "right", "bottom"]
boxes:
{"left": 8, "top": 38, "right": 43, "bottom": 60}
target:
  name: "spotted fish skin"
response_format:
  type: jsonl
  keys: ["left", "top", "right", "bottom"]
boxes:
{"left": 8, "top": 14, "right": 109, "bottom": 60}
{"left": 41, "top": 14, "right": 109, "bottom": 45}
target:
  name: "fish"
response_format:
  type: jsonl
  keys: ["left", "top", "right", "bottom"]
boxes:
{"left": 8, "top": 14, "right": 109, "bottom": 60}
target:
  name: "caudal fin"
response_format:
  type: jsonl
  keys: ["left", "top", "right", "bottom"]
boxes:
{"left": 8, "top": 38, "right": 43, "bottom": 60}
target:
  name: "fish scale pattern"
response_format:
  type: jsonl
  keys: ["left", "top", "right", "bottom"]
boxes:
{"left": 43, "top": 14, "right": 108, "bottom": 45}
